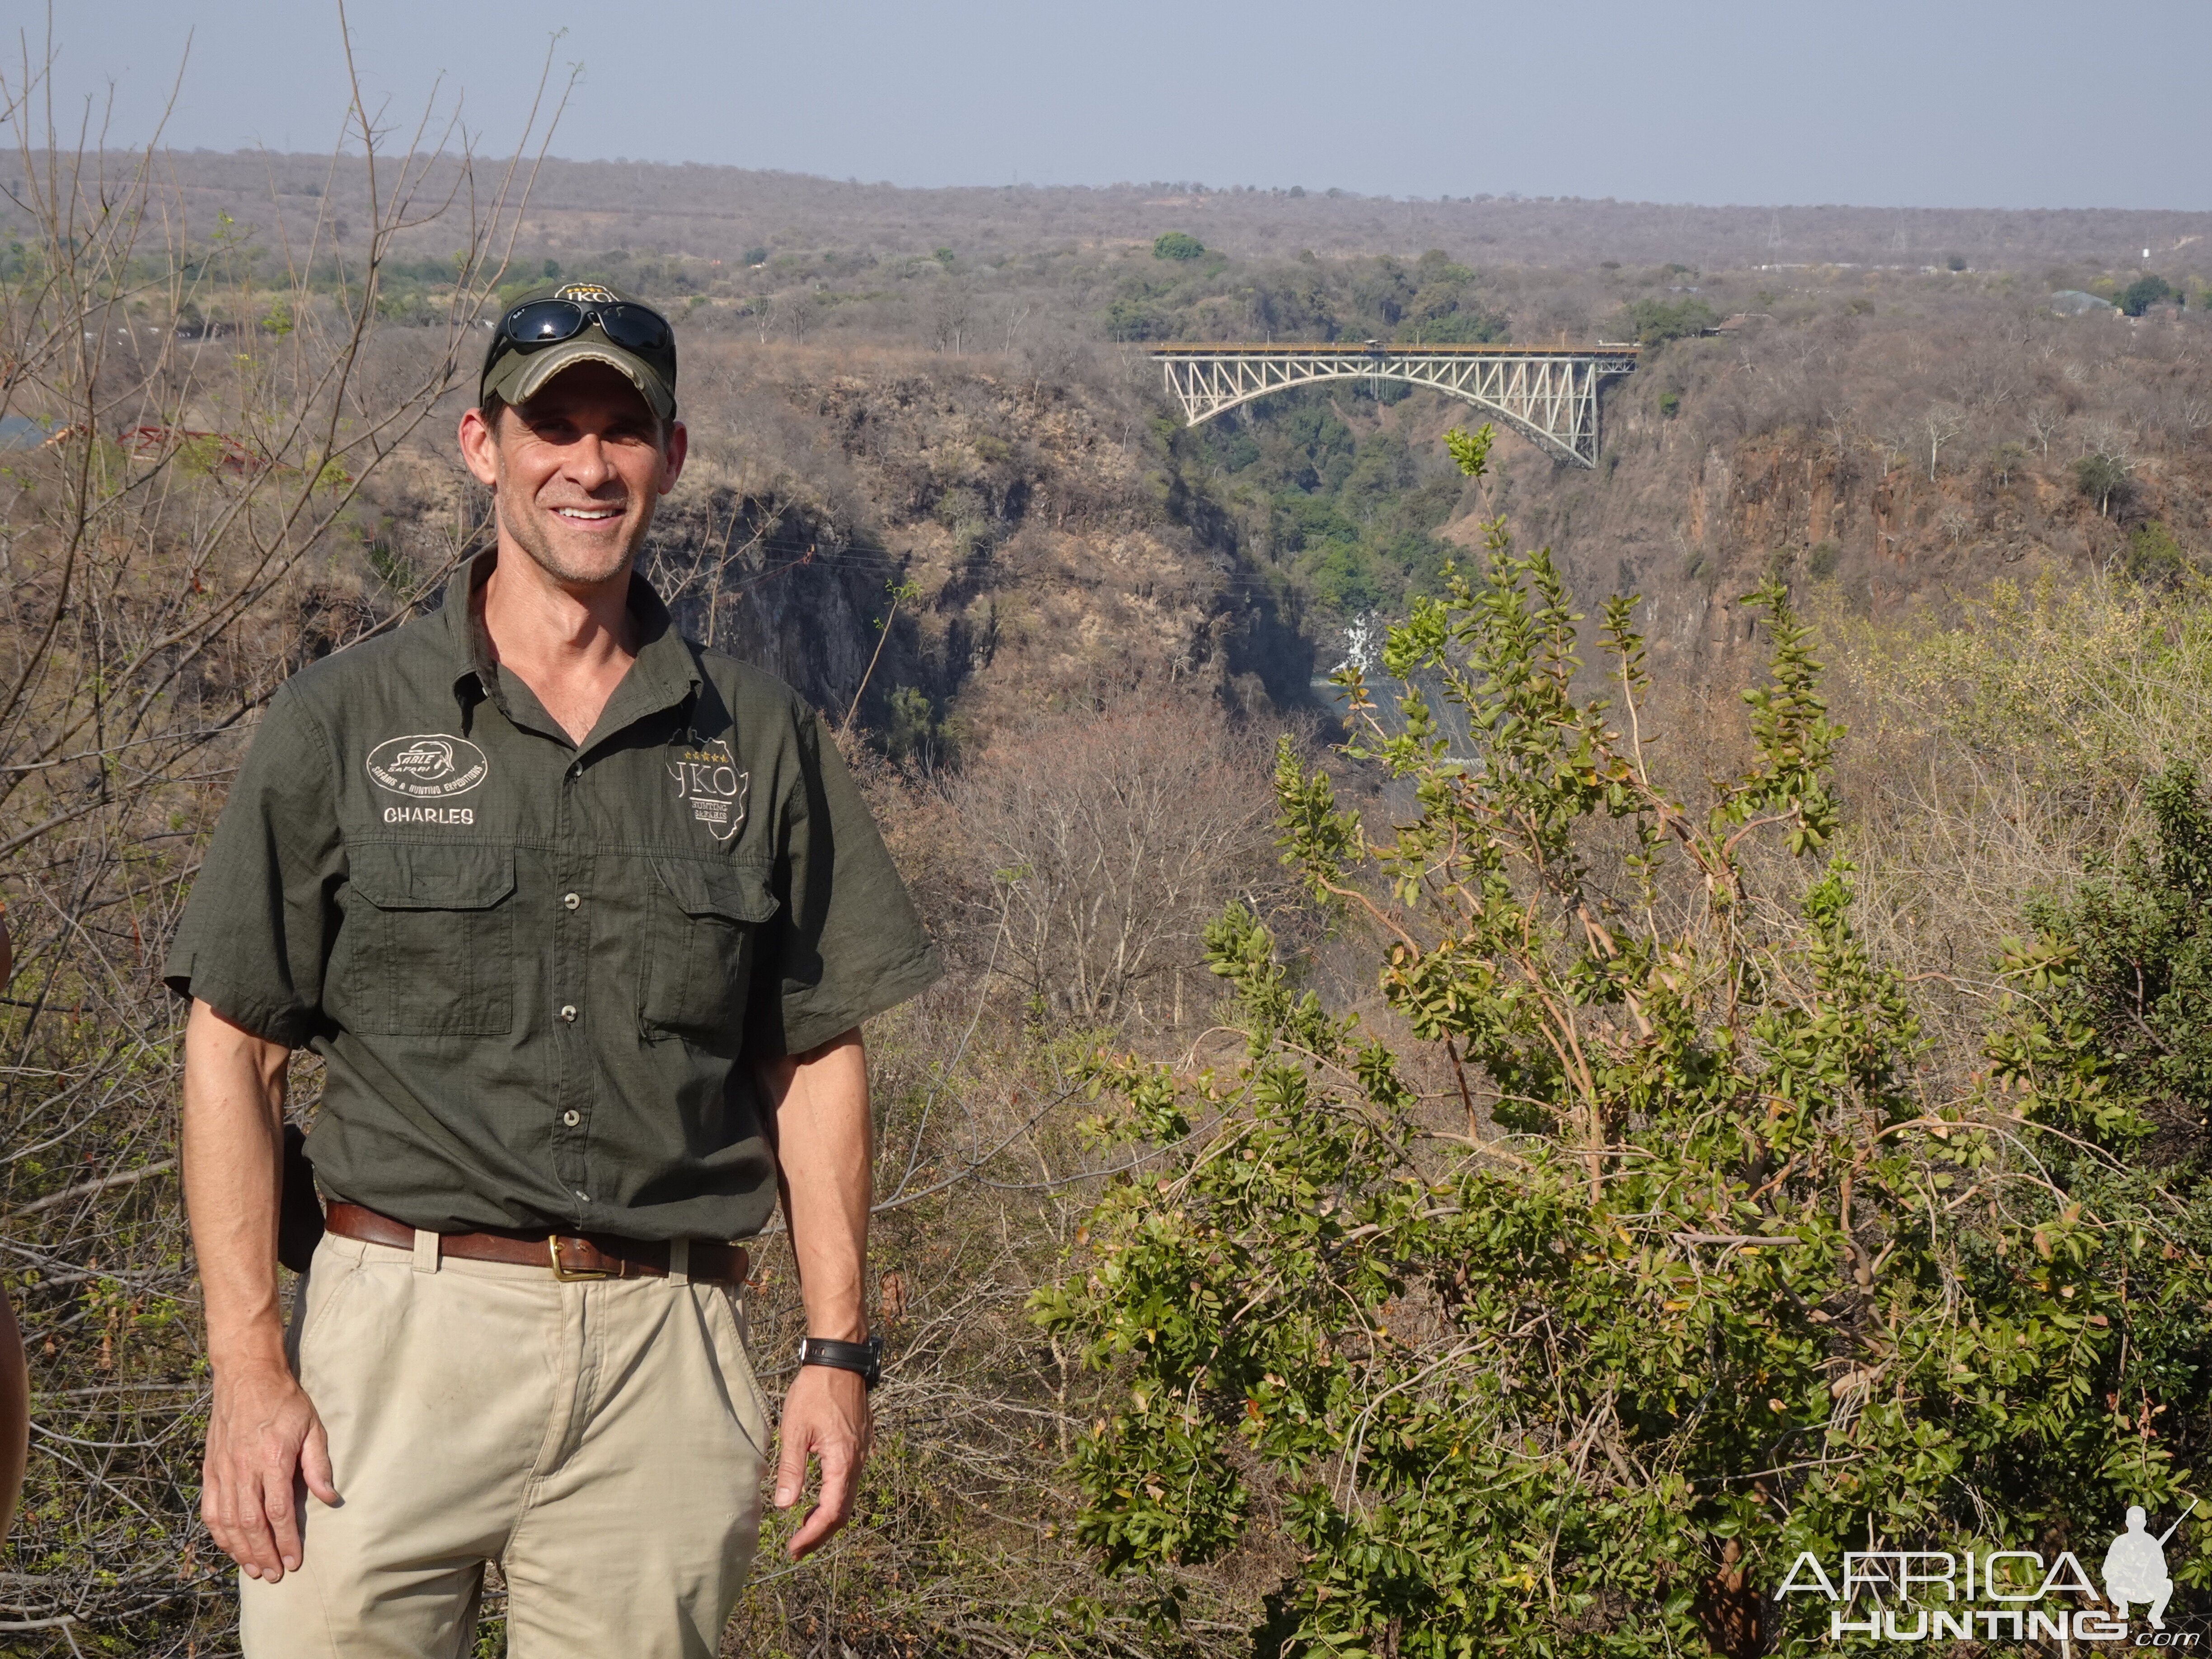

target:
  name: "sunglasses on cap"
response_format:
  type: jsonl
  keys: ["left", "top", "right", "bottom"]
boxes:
{"left": 487, "top": 298, "right": 677, "bottom": 378}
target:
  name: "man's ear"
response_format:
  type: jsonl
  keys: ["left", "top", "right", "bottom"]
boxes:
{"left": 458, "top": 405, "right": 501, "bottom": 488}
{"left": 660, "top": 418, "right": 689, "bottom": 494}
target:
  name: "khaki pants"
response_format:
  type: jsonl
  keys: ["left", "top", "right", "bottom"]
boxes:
{"left": 239, "top": 1231, "right": 772, "bottom": 1658}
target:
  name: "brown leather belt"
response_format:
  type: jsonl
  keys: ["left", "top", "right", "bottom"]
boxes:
{"left": 325, "top": 1202, "right": 750, "bottom": 1284}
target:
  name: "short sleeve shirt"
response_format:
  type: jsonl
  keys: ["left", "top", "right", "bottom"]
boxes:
{"left": 163, "top": 552, "right": 941, "bottom": 1242}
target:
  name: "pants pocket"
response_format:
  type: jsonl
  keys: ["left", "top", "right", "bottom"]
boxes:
{"left": 286, "top": 1239, "right": 363, "bottom": 1373}
{"left": 704, "top": 1285, "right": 774, "bottom": 1450}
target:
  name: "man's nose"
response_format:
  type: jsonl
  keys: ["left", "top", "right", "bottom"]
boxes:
{"left": 566, "top": 434, "right": 617, "bottom": 488}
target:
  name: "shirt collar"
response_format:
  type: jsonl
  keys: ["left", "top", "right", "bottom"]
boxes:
{"left": 440, "top": 549, "right": 701, "bottom": 733}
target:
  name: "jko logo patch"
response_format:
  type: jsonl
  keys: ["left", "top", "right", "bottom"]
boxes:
{"left": 556, "top": 284, "right": 619, "bottom": 305}
{"left": 366, "top": 734, "right": 490, "bottom": 800}
{"left": 668, "top": 736, "right": 747, "bottom": 843}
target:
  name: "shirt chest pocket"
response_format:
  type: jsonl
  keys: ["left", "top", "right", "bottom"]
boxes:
{"left": 342, "top": 844, "right": 518, "bottom": 1037}
{"left": 642, "top": 856, "right": 778, "bottom": 1051}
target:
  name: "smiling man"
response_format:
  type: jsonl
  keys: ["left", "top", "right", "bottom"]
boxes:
{"left": 166, "top": 281, "right": 939, "bottom": 1657}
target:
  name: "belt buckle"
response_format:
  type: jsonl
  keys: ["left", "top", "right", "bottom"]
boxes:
{"left": 548, "top": 1234, "right": 613, "bottom": 1281}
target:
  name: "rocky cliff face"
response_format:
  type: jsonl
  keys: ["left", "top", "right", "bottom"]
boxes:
{"left": 625, "top": 342, "right": 1310, "bottom": 745}
{"left": 1448, "top": 320, "right": 2212, "bottom": 672}
{"left": 365, "top": 310, "right": 2212, "bottom": 746}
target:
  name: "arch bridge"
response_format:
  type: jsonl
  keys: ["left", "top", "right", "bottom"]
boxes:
{"left": 1152, "top": 342, "right": 1639, "bottom": 469}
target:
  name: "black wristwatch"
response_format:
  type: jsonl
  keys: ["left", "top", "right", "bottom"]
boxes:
{"left": 797, "top": 1334, "right": 882, "bottom": 1390}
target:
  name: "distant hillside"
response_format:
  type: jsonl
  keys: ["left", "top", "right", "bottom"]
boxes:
{"left": 50, "top": 150, "right": 2212, "bottom": 274}
{"left": 23, "top": 145, "right": 2212, "bottom": 742}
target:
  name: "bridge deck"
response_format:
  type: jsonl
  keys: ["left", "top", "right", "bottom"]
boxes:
{"left": 1151, "top": 342, "right": 1640, "bottom": 358}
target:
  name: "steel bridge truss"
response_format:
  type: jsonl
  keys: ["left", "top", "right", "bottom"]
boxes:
{"left": 1153, "top": 343, "right": 1640, "bottom": 468}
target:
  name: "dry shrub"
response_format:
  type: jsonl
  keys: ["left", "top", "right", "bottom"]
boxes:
{"left": 724, "top": 696, "right": 1307, "bottom": 1656}
{"left": 1817, "top": 572, "right": 2212, "bottom": 1056}
{"left": 945, "top": 693, "right": 1288, "bottom": 1034}
{"left": 0, "top": 51, "right": 561, "bottom": 1654}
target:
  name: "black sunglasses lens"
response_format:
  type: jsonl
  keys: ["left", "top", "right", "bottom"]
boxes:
{"left": 599, "top": 305, "right": 672, "bottom": 354}
{"left": 507, "top": 301, "right": 585, "bottom": 344}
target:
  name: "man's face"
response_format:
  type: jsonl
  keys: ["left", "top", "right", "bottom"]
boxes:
{"left": 458, "top": 362, "right": 688, "bottom": 589}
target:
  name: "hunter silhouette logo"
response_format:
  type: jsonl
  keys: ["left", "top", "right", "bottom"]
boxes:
{"left": 2108, "top": 1503, "right": 2194, "bottom": 1629}
{"left": 1781, "top": 1501, "right": 2199, "bottom": 1645}
{"left": 366, "top": 733, "right": 490, "bottom": 800}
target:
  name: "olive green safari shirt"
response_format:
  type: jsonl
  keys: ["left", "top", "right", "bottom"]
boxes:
{"left": 163, "top": 551, "right": 940, "bottom": 1242}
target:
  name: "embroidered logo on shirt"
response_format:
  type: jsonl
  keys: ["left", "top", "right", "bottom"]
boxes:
{"left": 366, "top": 733, "right": 490, "bottom": 800}
{"left": 668, "top": 736, "right": 748, "bottom": 843}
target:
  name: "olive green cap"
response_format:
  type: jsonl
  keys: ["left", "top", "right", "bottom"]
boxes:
{"left": 478, "top": 280, "right": 678, "bottom": 422}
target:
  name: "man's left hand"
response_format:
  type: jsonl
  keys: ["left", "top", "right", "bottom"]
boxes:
{"left": 773, "top": 1363, "right": 871, "bottom": 1559}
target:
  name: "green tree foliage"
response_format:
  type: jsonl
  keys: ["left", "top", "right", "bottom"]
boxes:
{"left": 1036, "top": 426, "right": 2212, "bottom": 1659}
{"left": 2077, "top": 450, "right": 2133, "bottom": 516}
{"left": 1996, "top": 762, "right": 2212, "bottom": 1151}
{"left": 1153, "top": 231, "right": 1206, "bottom": 261}
{"left": 1101, "top": 250, "right": 1509, "bottom": 347}
{"left": 1618, "top": 295, "right": 1719, "bottom": 346}
{"left": 1398, "top": 309, "right": 1508, "bottom": 344}
{"left": 1195, "top": 392, "right": 1465, "bottom": 621}
{"left": 2121, "top": 274, "right": 2176, "bottom": 317}
{"left": 2125, "top": 519, "right": 2195, "bottom": 586}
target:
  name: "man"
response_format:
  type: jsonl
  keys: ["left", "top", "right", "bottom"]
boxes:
{"left": 2104, "top": 1505, "right": 2176, "bottom": 1629}
{"left": 166, "top": 281, "right": 939, "bottom": 1657}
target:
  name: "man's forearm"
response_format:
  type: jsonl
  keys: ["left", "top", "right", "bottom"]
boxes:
{"left": 185, "top": 998, "right": 338, "bottom": 1579}
{"left": 181, "top": 1000, "right": 291, "bottom": 1372}
{"left": 762, "top": 1028, "right": 870, "bottom": 1341}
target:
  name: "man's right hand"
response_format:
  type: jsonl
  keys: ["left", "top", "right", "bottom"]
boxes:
{"left": 202, "top": 1359, "right": 339, "bottom": 1582}
{"left": 183, "top": 999, "right": 325, "bottom": 1581}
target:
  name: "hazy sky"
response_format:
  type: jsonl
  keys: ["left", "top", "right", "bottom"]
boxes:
{"left": 19, "top": 0, "right": 2212, "bottom": 210}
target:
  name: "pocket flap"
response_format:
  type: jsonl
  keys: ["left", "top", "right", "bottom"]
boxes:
{"left": 350, "top": 843, "right": 516, "bottom": 910}
{"left": 652, "top": 857, "right": 779, "bottom": 923}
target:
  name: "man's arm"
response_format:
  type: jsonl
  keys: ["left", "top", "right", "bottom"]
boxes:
{"left": 182, "top": 998, "right": 338, "bottom": 1582}
{"left": 757, "top": 1026, "right": 871, "bottom": 1561}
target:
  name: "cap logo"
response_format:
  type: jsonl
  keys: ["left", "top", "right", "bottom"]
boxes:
{"left": 556, "top": 284, "right": 619, "bottom": 304}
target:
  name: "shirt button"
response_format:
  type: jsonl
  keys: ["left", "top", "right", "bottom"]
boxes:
{"left": 563, "top": 892, "right": 581, "bottom": 910}
{"left": 562, "top": 1110, "right": 580, "bottom": 1126}
{"left": 559, "top": 1004, "right": 578, "bottom": 1022}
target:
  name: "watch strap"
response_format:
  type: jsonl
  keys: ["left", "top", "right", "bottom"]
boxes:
{"left": 798, "top": 1334, "right": 882, "bottom": 1389}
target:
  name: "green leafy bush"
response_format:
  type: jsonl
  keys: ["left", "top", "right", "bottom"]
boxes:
{"left": 1620, "top": 296, "right": 1719, "bottom": 346}
{"left": 2077, "top": 450, "right": 2133, "bottom": 516}
{"left": 2121, "top": 274, "right": 2175, "bottom": 317}
{"left": 1037, "top": 426, "right": 2212, "bottom": 1659}
{"left": 1393, "top": 308, "right": 1508, "bottom": 345}
{"left": 2125, "top": 519, "right": 2194, "bottom": 586}
{"left": 1995, "top": 762, "right": 2212, "bottom": 1152}
{"left": 1153, "top": 231, "right": 1205, "bottom": 261}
